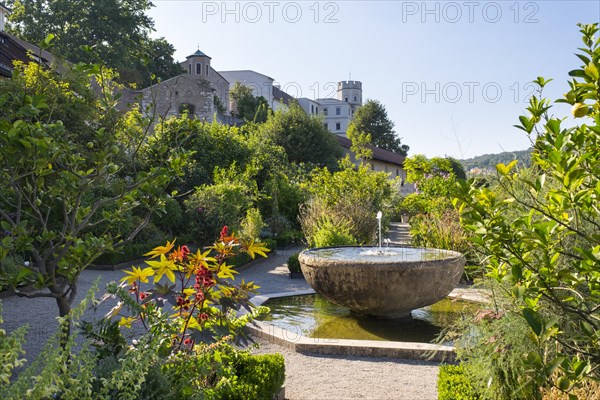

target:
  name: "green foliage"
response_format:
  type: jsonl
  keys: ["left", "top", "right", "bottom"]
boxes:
{"left": 437, "top": 364, "right": 481, "bottom": 400}
{"left": 404, "top": 155, "right": 457, "bottom": 198}
{"left": 350, "top": 99, "right": 409, "bottom": 156}
{"left": 460, "top": 149, "right": 532, "bottom": 174}
{"left": 7, "top": 0, "right": 182, "bottom": 87}
{"left": 311, "top": 218, "right": 358, "bottom": 248}
{"left": 397, "top": 193, "right": 429, "bottom": 216}
{"left": 260, "top": 102, "right": 343, "bottom": 169}
{"left": 454, "top": 23, "right": 600, "bottom": 396}
{"left": 148, "top": 117, "right": 253, "bottom": 195}
{"left": 93, "top": 243, "right": 154, "bottom": 266}
{"left": 152, "top": 197, "right": 185, "bottom": 237}
{"left": 275, "top": 230, "right": 304, "bottom": 248}
{"left": 0, "top": 303, "right": 27, "bottom": 386}
{"left": 0, "top": 60, "right": 187, "bottom": 318}
{"left": 346, "top": 123, "right": 373, "bottom": 161}
{"left": 287, "top": 252, "right": 301, "bottom": 273}
{"left": 410, "top": 209, "right": 477, "bottom": 266}
{"left": 446, "top": 284, "right": 543, "bottom": 400}
{"left": 230, "top": 82, "right": 271, "bottom": 123}
{"left": 185, "top": 168, "right": 254, "bottom": 243}
{"left": 213, "top": 352, "right": 285, "bottom": 400}
{"left": 300, "top": 158, "right": 394, "bottom": 246}
{"left": 240, "top": 208, "right": 265, "bottom": 241}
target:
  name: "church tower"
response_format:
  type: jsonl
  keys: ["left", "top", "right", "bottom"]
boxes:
{"left": 184, "top": 49, "right": 211, "bottom": 79}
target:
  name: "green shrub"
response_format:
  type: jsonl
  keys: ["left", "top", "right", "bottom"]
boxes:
{"left": 240, "top": 208, "right": 265, "bottom": 241}
{"left": 213, "top": 353, "right": 285, "bottom": 400}
{"left": 275, "top": 230, "right": 303, "bottom": 248}
{"left": 438, "top": 364, "right": 481, "bottom": 400}
{"left": 262, "top": 239, "right": 277, "bottom": 253}
{"left": 185, "top": 178, "right": 252, "bottom": 243}
{"left": 93, "top": 243, "right": 154, "bottom": 265}
{"left": 300, "top": 158, "right": 393, "bottom": 246}
{"left": 311, "top": 218, "right": 357, "bottom": 248}
{"left": 152, "top": 197, "right": 185, "bottom": 236}
{"left": 410, "top": 209, "right": 478, "bottom": 268}
{"left": 287, "top": 252, "right": 301, "bottom": 274}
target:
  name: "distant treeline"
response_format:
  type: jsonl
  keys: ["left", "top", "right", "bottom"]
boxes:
{"left": 460, "top": 148, "right": 532, "bottom": 172}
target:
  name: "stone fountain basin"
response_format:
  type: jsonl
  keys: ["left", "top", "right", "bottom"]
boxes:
{"left": 299, "top": 246, "right": 465, "bottom": 318}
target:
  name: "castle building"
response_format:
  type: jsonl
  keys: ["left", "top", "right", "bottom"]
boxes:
{"left": 298, "top": 80, "right": 362, "bottom": 135}
{"left": 219, "top": 70, "right": 294, "bottom": 112}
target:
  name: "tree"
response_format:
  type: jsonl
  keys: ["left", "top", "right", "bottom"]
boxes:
{"left": 6, "top": 0, "right": 182, "bottom": 87}
{"left": 350, "top": 99, "right": 409, "bottom": 156}
{"left": 230, "top": 82, "right": 271, "bottom": 123}
{"left": 455, "top": 23, "right": 600, "bottom": 394}
{"left": 0, "top": 58, "right": 187, "bottom": 322}
{"left": 260, "top": 102, "right": 343, "bottom": 169}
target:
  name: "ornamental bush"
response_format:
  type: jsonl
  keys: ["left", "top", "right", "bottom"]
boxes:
{"left": 300, "top": 157, "right": 394, "bottom": 246}
{"left": 454, "top": 23, "right": 600, "bottom": 398}
{"left": 437, "top": 364, "right": 481, "bottom": 400}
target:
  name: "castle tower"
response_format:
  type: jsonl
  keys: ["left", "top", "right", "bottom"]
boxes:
{"left": 184, "top": 49, "right": 211, "bottom": 79}
{"left": 337, "top": 80, "right": 362, "bottom": 113}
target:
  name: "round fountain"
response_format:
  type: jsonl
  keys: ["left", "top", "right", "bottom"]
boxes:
{"left": 298, "top": 212, "right": 465, "bottom": 318}
{"left": 299, "top": 246, "right": 465, "bottom": 318}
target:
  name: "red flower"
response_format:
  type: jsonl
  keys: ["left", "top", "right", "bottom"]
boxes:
{"left": 199, "top": 313, "right": 209, "bottom": 321}
{"left": 195, "top": 267, "right": 215, "bottom": 288}
{"left": 181, "top": 245, "right": 190, "bottom": 257}
{"left": 183, "top": 336, "right": 193, "bottom": 346}
{"left": 139, "top": 292, "right": 148, "bottom": 301}
{"left": 219, "top": 225, "right": 229, "bottom": 241}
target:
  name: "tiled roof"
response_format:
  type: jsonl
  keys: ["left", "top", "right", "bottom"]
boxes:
{"left": 335, "top": 135, "right": 405, "bottom": 166}
{"left": 272, "top": 85, "right": 294, "bottom": 104}
{"left": 187, "top": 49, "right": 210, "bottom": 58}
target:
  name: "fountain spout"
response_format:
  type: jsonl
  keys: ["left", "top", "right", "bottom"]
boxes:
{"left": 376, "top": 211, "right": 382, "bottom": 249}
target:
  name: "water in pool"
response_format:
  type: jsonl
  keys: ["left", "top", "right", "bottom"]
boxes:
{"left": 259, "top": 293, "right": 477, "bottom": 343}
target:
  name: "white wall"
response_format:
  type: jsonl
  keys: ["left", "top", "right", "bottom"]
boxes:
{"left": 297, "top": 98, "right": 320, "bottom": 115}
{"left": 219, "top": 70, "right": 274, "bottom": 107}
{"left": 318, "top": 99, "right": 352, "bottom": 134}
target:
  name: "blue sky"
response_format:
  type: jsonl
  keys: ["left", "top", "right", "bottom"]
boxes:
{"left": 148, "top": 1, "right": 600, "bottom": 158}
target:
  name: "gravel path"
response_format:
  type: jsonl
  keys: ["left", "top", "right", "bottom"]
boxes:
{"left": 1, "top": 241, "right": 440, "bottom": 400}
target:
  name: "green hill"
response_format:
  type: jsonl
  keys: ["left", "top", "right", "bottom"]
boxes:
{"left": 460, "top": 149, "right": 532, "bottom": 173}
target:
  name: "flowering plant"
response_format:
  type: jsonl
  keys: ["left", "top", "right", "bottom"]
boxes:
{"left": 105, "top": 226, "right": 269, "bottom": 353}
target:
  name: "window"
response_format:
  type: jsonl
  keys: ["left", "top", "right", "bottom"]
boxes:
{"left": 336, "top": 122, "right": 341, "bottom": 131}
{"left": 323, "top": 107, "right": 328, "bottom": 116}
{"left": 196, "top": 63, "right": 202, "bottom": 75}
{"left": 206, "top": 66, "right": 209, "bottom": 76}
{"left": 311, "top": 104, "right": 314, "bottom": 113}
{"left": 188, "top": 64, "right": 191, "bottom": 74}
{"left": 323, "top": 123, "right": 328, "bottom": 130}
{"left": 345, "top": 97, "right": 348, "bottom": 102}
{"left": 336, "top": 107, "right": 341, "bottom": 115}
{"left": 354, "top": 96, "right": 357, "bottom": 101}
